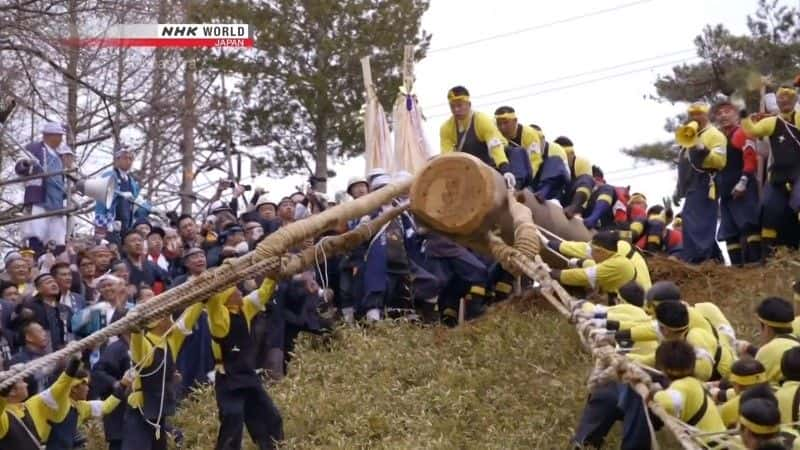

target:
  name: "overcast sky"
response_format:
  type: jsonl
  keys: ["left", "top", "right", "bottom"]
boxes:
{"left": 257, "top": 0, "right": 766, "bottom": 204}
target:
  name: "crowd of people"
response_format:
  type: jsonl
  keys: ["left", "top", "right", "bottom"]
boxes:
{"left": 0, "top": 81, "right": 797, "bottom": 450}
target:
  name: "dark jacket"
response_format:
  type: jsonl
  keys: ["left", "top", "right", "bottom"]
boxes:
{"left": 24, "top": 295, "right": 70, "bottom": 350}
{"left": 89, "top": 339, "right": 130, "bottom": 442}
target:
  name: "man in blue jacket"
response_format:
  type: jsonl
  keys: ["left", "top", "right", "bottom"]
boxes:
{"left": 15, "top": 122, "right": 69, "bottom": 255}
{"left": 94, "top": 145, "right": 149, "bottom": 244}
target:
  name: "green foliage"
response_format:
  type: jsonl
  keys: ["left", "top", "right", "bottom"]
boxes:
{"left": 200, "top": 0, "right": 431, "bottom": 182}
{"left": 620, "top": 140, "right": 678, "bottom": 165}
{"left": 624, "top": 0, "right": 800, "bottom": 165}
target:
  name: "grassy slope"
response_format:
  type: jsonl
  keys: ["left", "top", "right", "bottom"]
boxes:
{"left": 85, "top": 253, "right": 799, "bottom": 449}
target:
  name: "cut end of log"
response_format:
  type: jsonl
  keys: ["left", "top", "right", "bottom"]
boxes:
{"left": 409, "top": 153, "right": 498, "bottom": 236}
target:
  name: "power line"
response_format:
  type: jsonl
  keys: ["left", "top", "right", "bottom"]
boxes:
{"left": 422, "top": 49, "right": 695, "bottom": 111}
{"left": 612, "top": 166, "right": 673, "bottom": 183}
{"left": 427, "top": 0, "right": 658, "bottom": 54}
{"left": 425, "top": 56, "right": 699, "bottom": 120}
{"left": 604, "top": 162, "right": 671, "bottom": 176}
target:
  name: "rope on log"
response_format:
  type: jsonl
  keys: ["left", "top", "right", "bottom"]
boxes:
{"left": 0, "top": 183, "right": 411, "bottom": 390}
{"left": 488, "top": 236, "right": 703, "bottom": 449}
{"left": 483, "top": 190, "right": 705, "bottom": 450}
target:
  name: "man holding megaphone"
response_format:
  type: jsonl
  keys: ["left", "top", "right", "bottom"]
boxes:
{"left": 93, "top": 145, "right": 151, "bottom": 244}
{"left": 14, "top": 122, "right": 69, "bottom": 256}
{"left": 673, "top": 102, "right": 727, "bottom": 264}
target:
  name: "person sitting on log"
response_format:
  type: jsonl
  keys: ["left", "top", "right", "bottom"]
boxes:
{"left": 555, "top": 136, "right": 594, "bottom": 219}
{"left": 627, "top": 204, "right": 682, "bottom": 255}
{"left": 439, "top": 86, "right": 516, "bottom": 189}
{"left": 540, "top": 230, "right": 652, "bottom": 296}
{"left": 581, "top": 165, "right": 623, "bottom": 231}
{"left": 493, "top": 106, "right": 569, "bottom": 198}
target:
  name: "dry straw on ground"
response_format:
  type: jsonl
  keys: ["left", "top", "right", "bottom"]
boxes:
{"left": 83, "top": 252, "right": 798, "bottom": 449}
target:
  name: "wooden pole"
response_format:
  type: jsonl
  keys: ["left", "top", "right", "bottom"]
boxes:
{"left": 402, "top": 45, "right": 414, "bottom": 93}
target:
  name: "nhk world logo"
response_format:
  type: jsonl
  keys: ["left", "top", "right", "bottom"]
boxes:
{"left": 67, "top": 24, "right": 253, "bottom": 48}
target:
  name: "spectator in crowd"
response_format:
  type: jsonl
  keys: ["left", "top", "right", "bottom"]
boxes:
{"left": 89, "top": 244, "right": 115, "bottom": 275}
{"left": 15, "top": 122, "right": 69, "bottom": 255}
{"left": 121, "top": 231, "right": 170, "bottom": 296}
{"left": 244, "top": 221, "right": 264, "bottom": 247}
{"left": 76, "top": 251, "right": 96, "bottom": 301}
{"left": 133, "top": 218, "right": 151, "bottom": 239}
{"left": 5, "top": 320, "right": 52, "bottom": 394}
{"left": 145, "top": 226, "right": 169, "bottom": 272}
{"left": 177, "top": 214, "right": 199, "bottom": 250}
{"left": 56, "top": 143, "right": 77, "bottom": 171}
{"left": 94, "top": 145, "right": 149, "bottom": 244}
{"left": 277, "top": 197, "right": 296, "bottom": 225}
{"left": 255, "top": 194, "right": 278, "bottom": 223}
{"left": 24, "top": 273, "right": 70, "bottom": 351}
{"left": 51, "top": 261, "right": 86, "bottom": 312}
{"left": 0, "top": 280, "right": 19, "bottom": 330}
{"left": 0, "top": 315, "right": 12, "bottom": 369}
{"left": 1, "top": 251, "right": 35, "bottom": 298}
{"left": 72, "top": 274, "right": 128, "bottom": 339}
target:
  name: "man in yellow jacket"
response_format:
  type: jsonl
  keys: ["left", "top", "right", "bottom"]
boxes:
{"left": 0, "top": 355, "right": 82, "bottom": 449}
{"left": 652, "top": 340, "right": 726, "bottom": 440}
{"left": 542, "top": 230, "right": 652, "bottom": 296}
{"left": 206, "top": 279, "right": 283, "bottom": 450}
{"left": 738, "top": 297, "right": 800, "bottom": 385}
{"left": 554, "top": 136, "right": 594, "bottom": 219}
{"left": 493, "top": 107, "right": 569, "bottom": 200}
{"left": 742, "top": 86, "right": 800, "bottom": 252}
{"left": 572, "top": 340, "right": 725, "bottom": 449}
{"left": 123, "top": 299, "right": 204, "bottom": 450}
{"left": 673, "top": 101, "right": 727, "bottom": 263}
{"left": 440, "top": 86, "right": 515, "bottom": 189}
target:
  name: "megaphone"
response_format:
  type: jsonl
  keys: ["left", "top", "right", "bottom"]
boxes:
{"left": 76, "top": 176, "right": 115, "bottom": 209}
{"left": 675, "top": 121, "right": 699, "bottom": 148}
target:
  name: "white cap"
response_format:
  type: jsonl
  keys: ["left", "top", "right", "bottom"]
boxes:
{"left": 370, "top": 174, "right": 391, "bottom": 190}
{"left": 41, "top": 122, "right": 66, "bottom": 135}
{"left": 255, "top": 194, "right": 276, "bottom": 208}
{"left": 56, "top": 144, "right": 75, "bottom": 156}
{"left": 92, "top": 273, "right": 123, "bottom": 288}
{"left": 367, "top": 168, "right": 387, "bottom": 180}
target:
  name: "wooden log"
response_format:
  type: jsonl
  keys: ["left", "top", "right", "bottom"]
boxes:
{"left": 410, "top": 153, "right": 594, "bottom": 268}
{"left": 410, "top": 153, "right": 513, "bottom": 239}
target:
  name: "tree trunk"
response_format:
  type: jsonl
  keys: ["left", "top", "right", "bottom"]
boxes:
{"left": 179, "top": 0, "right": 197, "bottom": 215}
{"left": 145, "top": 0, "right": 168, "bottom": 201}
{"left": 313, "top": 127, "right": 328, "bottom": 193}
{"left": 66, "top": 0, "right": 79, "bottom": 144}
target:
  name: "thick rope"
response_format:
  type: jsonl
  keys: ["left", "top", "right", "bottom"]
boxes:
{"left": 0, "top": 185, "right": 411, "bottom": 390}
{"left": 488, "top": 191, "right": 704, "bottom": 450}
